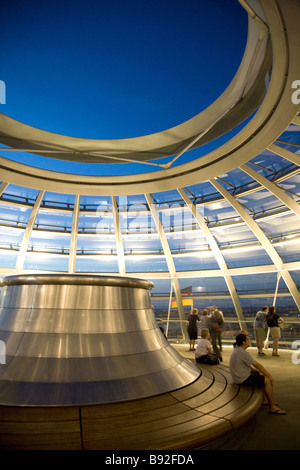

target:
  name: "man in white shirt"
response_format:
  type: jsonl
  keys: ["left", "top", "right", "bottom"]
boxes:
{"left": 195, "top": 328, "right": 219, "bottom": 365}
{"left": 229, "top": 332, "right": 286, "bottom": 415}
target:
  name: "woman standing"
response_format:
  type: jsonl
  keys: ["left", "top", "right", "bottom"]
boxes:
{"left": 267, "top": 306, "right": 284, "bottom": 356}
{"left": 187, "top": 308, "right": 200, "bottom": 351}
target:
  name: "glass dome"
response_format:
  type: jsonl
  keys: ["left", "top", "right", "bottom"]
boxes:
{"left": 0, "top": 0, "right": 299, "bottom": 345}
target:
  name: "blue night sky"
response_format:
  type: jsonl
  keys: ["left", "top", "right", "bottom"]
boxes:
{"left": 0, "top": 0, "right": 248, "bottom": 173}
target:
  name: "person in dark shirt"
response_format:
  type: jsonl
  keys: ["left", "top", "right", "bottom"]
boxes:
{"left": 187, "top": 308, "right": 200, "bottom": 351}
{"left": 210, "top": 307, "right": 224, "bottom": 361}
{"left": 267, "top": 306, "right": 285, "bottom": 356}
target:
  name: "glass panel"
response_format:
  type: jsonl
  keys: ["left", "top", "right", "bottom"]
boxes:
{"left": 42, "top": 192, "right": 75, "bottom": 210}
{"left": 23, "top": 253, "right": 69, "bottom": 271}
{"left": 0, "top": 204, "right": 32, "bottom": 227}
{"left": 237, "top": 188, "right": 283, "bottom": 215}
{"left": 256, "top": 212, "right": 300, "bottom": 238}
{"left": 122, "top": 234, "right": 163, "bottom": 254}
{"left": 216, "top": 168, "right": 256, "bottom": 193}
{"left": 1, "top": 184, "right": 39, "bottom": 204}
{"left": 35, "top": 211, "right": 73, "bottom": 232}
{"left": 75, "top": 255, "right": 119, "bottom": 273}
{"left": 151, "top": 190, "right": 184, "bottom": 206}
{"left": 119, "top": 211, "right": 154, "bottom": 234}
{"left": 211, "top": 223, "right": 257, "bottom": 246}
{"left": 249, "top": 148, "right": 296, "bottom": 174}
{"left": 167, "top": 230, "right": 208, "bottom": 252}
{"left": 78, "top": 214, "right": 104, "bottom": 233}
{"left": 173, "top": 253, "right": 219, "bottom": 271}
{"left": 0, "top": 250, "right": 18, "bottom": 269}
{"left": 273, "top": 240, "right": 300, "bottom": 263}
{"left": 116, "top": 194, "right": 147, "bottom": 209}
{"left": 277, "top": 174, "right": 300, "bottom": 201}
{"left": 29, "top": 230, "right": 71, "bottom": 253}
{"left": 80, "top": 195, "right": 111, "bottom": 211}
{"left": 76, "top": 234, "right": 116, "bottom": 254}
{"left": 0, "top": 226, "right": 24, "bottom": 250}
{"left": 222, "top": 247, "right": 273, "bottom": 268}
{"left": 203, "top": 200, "right": 241, "bottom": 224}
{"left": 289, "top": 270, "right": 300, "bottom": 289}
{"left": 125, "top": 256, "right": 169, "bottom": 273}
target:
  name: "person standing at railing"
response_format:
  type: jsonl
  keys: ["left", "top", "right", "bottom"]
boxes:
{"left": 187, "top": 308, "right": 200, "bottom": 351}
{"left": 254, "top": 306, "right": 268, "bottom": 356}
{"left": 210, "top": 307, "right": 224, "bottom": 362}
{"left": 199, "top": 309, "right": 211, "bottom": 334}
{"left": 267, "top": 305, "right": 285, "bottom": 357}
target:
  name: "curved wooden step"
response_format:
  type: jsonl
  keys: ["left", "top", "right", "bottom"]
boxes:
{"left": 0, "top": 363, "right": 263, "bottom": 450}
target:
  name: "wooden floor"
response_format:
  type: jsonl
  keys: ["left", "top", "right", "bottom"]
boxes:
{"left": 0, "top": 363, "right": 263, "bottom": 450}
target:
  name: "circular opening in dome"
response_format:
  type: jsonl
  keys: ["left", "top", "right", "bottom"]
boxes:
{"left": 1, "top": 0, "right": 248, "bottom": 176}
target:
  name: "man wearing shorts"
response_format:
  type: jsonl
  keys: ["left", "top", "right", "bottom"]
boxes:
{"left": 229, "top": 333, "right": 286, "bottom": 415}
{"left": 254, "top": 306, "right": 268, "bottom": 355}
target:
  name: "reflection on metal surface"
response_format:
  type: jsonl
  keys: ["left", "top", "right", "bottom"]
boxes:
{"left": 0, "top": 274, "right": 199, "bottom": 406}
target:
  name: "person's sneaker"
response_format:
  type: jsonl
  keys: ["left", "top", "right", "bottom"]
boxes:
{"left": 258, "top": 351, "right": 267, "bottom": 356}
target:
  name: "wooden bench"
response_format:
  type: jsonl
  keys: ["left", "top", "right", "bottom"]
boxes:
{"left": 0, "top": 363, "right": 263, "bottom": 450}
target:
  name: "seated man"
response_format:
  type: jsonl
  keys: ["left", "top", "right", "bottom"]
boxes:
{"left": 195, "top": 328, "right": 219, "bottom": 365}
{"left": 229, "top": 332, "right": 286, "bottom": 415}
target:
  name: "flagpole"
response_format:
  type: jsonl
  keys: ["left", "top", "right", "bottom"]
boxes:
{"left": 166, "top": 281, "right": 173, "bottom": 338}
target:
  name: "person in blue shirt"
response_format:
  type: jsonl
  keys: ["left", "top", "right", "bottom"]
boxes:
{"left": 254, "top": 306, "right": 268, "bottom": 356}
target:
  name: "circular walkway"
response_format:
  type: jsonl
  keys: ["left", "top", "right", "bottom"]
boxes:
{"left": 0, "top": 359, "right": 262, "bottom": 450}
